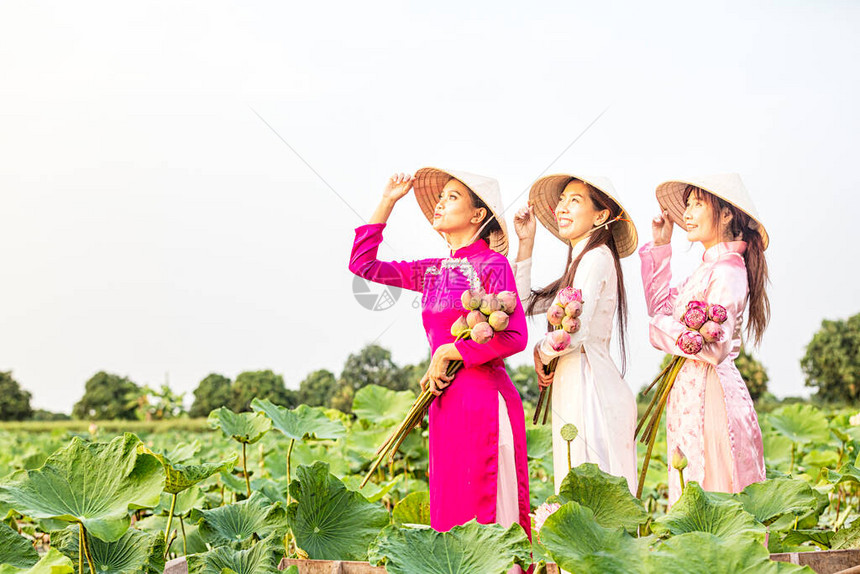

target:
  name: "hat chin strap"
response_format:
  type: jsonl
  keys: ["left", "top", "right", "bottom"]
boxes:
{"left": 441, "top": 214, "right": 497, "bottom": 253}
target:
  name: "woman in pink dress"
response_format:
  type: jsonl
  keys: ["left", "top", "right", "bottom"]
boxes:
{"left": 640, "top": 174, "right": 768, "bottom": 504}
{"left": 348, "top": 168, "right": 532, "bottom": 543}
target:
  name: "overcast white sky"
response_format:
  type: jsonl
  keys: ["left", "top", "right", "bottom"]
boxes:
{"left": 1, "top": 1, "right": 859, "bottom": 413}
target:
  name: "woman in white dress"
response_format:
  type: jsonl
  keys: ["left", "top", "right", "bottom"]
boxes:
{"left": 513, "top": 174, "right": 638, "bottom": 493}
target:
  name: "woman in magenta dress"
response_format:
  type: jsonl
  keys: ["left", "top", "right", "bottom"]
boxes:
{"left": 640, "top": 174, "right": 768, "bottom": 505}
{"left": 348, "top": 168, "right": 531, "bottom": 541}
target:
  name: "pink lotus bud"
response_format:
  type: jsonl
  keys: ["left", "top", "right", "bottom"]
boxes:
{"left": 671, "top": 446, "right": 688, "bottom": 470}
{"left": 686, "top": 300, "right": 707, "bottom": 311}
{"left": 558, "top": 287, "right": 583, "bottom": 305}
{"left": 496, "top": 291, "right": 518, "bottom": 314}
{"left": 547, "top": 304, "right": 565, "bottom": 326}
{"left": 531, "top": 502, "right": 561, "bottom": 540}
{"left": 682, "top": 306, "right": 707, "bottom": 331}
{"left": 677, "top": 330, "right": 704, "bottom": 354}
{"left": 708, "top": 304, "right": 728, "bottom": 324}
{"left": 466, "top": 309, "right": 487, "bottom": 328}
{"left": 470, "top": 321, "right": 494, "bottom": 344}
{"left": 479, "top": 294, "right": 501, "bottom": 316}
{"left": 461, "top": 290, "right": 482, "bottom": 311}
{"left": 450, "top": 316, "right": 469, "bottom": 338}
{"left": 564, "top": 301, "right": 583, "bottom": 318}
{"left": 488, "top": 311, "right": 510, "bottom": 331}
{"left": 699, "top": 320, "right": 723, "bottom": 343}
{"left": 561, "top": 316, "right": 581, "bottom": 334}
{"left": 548, "top": 329, "right": 571, "bottom": 351}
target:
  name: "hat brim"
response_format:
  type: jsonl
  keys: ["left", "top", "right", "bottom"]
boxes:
{"left": 655, "top": 180, "right": 769, "bottom": 250}
{"left": 529, "top": 174, "right": 638, "bottom": 258}
{"left": 413, "top": 167, "right": 509, "bottom": 256}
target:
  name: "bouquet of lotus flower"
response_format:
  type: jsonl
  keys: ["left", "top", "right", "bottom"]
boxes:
{"left": 634, "top": 300, "right": 728, "bottom": 497}
{"left": 533, "top": 286, "right": 583, "bottom": 425}
{"left": 360, "top": 288, "right": 519, "bottom": 488}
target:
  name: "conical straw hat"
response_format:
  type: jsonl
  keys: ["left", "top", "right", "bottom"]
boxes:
{"left": 413, "top": 167, "right": 509, "bottom": 256}
{"left": 529, "top": 173, "right": 638, "bottom": 258}
{"left": 655, "top": 173, "right": 768, "bottom": 250}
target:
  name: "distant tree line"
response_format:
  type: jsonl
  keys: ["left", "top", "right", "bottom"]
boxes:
{"left": 1, "top": 311, "right": 858, "bottom": 421}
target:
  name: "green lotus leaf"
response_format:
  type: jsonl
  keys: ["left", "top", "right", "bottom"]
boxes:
{"left": 525, "top": 426, "right": 552, "bottom": 461}
{"left": 0, "top": 548, "right": 74, "bottom": 574}
{"left": 52, "top": 525, "right": 166, "bottom": 574}
{"left": 287, "top": 462, "right": 389, "bottom": 560}
{"left": 154, "top": 487, "right": 206, "bottom": 517}
{"left": 352, "top": 385, "right": 415, "bottom": 427}
{"left": 137, "top": 514, "right": 209, "bottom": 555}
{"left": 392, "top": 491, "right": 430, "bottom": 526}
{"left": 185, "top": 536, "right": 280, "bottom": 574}
{"left": 368, "top": 520, "right": 531, "bottom": 574}
{"left": 0, "top": 434, "right": 163, "bottom": 542}
{"left": 219, "top": 471, "right": 248, "bottom": 494}
{"left": 191, "top": 492, "right": 288, "bottom": 548}
{"left": 341, "top": 475, "right": 400, "bottom": 504}
{"left": 251, "top": 399, "right": 346, "bottom": 441}
{"left": 762, "top": 433, "right": 794, "bottom": 467}
{"left": 208, "top": 408, "right": 272, "bottom": 444}
{"left": 733, "top": 478, "right": 827, "bottom": 526}
{"left": 780, "top": 529, "right": 834, "bottom": 549}
{"left": 144, "top": 447, "right": 238, "bottom": 495}
{"left": 539, "top": 501, "right": 648, "bottom": 573}
{"left": 646, "top": 532, "right": 814, "bottom": 573}
{"left": 166, "top": 441, "right": 201, "bottom": 464}
{"left": 832, "top": 516, "right": 860, "bottom": 549}
{"left": 825, "top": 462, "right": 860, "bottom": 486}
{"left": 0, "top": 522, "right": 38, "bottom": 569}
{"left": 652, "top": 483, "right": 765, "bottom": 542}
{"left": 284, "top": 442, "right": 351, "bottom": 479}
{"left": 555, "top": 463, "right": 647, "bottom": 531}
{"left": 767, "top": 405, "right": 830, "bottom": 445}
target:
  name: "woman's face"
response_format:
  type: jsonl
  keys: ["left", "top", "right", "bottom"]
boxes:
{"left": 683, "top": 190, "right": 726, "bottom": 248}
{"left": 432, "top": 179, "right": 484, "bottom": 234}
{"left": 554, "top": 180, "right": 609, "bottom": 242}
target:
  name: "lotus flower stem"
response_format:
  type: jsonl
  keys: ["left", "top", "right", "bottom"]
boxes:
{"left": 542, "top": 384, "right": 552, "bottom": 425}
{"left": 532, "top": 357, "right": 558, "bottom": 425}
{"left": 180, "top": 516, "right": 187, "bottom": 555}
{"left": 79, "top": 523, "right": 96, "bottom": 574}
{"left": 635, "top": 355, "right": 686, "bottom": 498}
{"left": 789, "top": 442, "right": 796, "bottom": 475}
{"left": 164, "top": 492, "right": 177, "bottom": 545}
{"left": 77, "top": 524, "right": 83, "bottom": 574}
{"left": 242, "top": 442, "right": 251, "bottom": 497}
{"left": 286, "top": 438, "right": 295, "bottom": 504}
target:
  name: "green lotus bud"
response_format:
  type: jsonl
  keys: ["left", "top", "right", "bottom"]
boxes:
{"left": 479, "top": 294, "right": 501, "bottom": 316}
{"left": 450, "top": 316, "right": 469, "bottom": 338}
{"left": 488, "top": 310, "right": 510, "bottom": 331}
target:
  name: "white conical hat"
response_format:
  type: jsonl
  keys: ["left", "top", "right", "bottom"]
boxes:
{"left": 413, "top": 167, "right": 509, "bottom": 256}
{"left": 656, "top": 173, "right": 769, "bottom": 250}
{"left": 529, "top": 173, "right": 638, "bottom": 258}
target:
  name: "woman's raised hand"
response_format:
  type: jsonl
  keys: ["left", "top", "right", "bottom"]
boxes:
{"left": 370, "top": 172, "right": 414, "bottom": 224}
{"left": 382, "top": 172, "right": 414, "bottom": 202}
{"left": 513, "top": 203, "right": 536, "bottom": 241}
{"left": 652, "top": 209, "right": 674, "bottom": 246}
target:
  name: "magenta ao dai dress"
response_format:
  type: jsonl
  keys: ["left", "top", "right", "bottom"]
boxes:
{"left": 640, "top": 241, "right": 765, "bottom": 504}
{"left": 349, "top": 223, "right": 532, "bottom": 539}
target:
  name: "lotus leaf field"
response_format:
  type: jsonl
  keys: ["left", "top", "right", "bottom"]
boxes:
{"left": 0, "top": 387, "right": 859, "bottom": 573}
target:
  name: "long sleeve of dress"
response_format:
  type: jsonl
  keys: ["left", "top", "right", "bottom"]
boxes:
{"left": 348, "top": 223, "right": 434, "bottom": 292}
{"left": 512, "top": 257, "right": 551, "bottom": 316}
{"left": 647, "top": 254, "right": 748, "bottom": 367}
{"left": 455, "top": 258, "right": 529, "bottom": 369}
{"left": 639, "top": 241, "right": 677, "bottom": 316}
{"left": 537, "top": 248, "right": 614, "bottom": 365}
